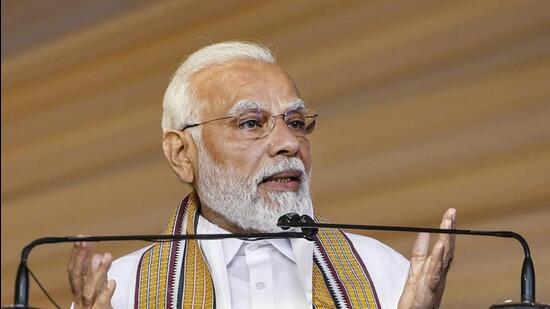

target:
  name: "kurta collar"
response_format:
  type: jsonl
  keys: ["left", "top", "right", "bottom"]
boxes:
{"left": 196, "top": 207, "right": 315, "bottom": 307}
{"left": 198, "top": 215, "right": 297, "bottom": 266}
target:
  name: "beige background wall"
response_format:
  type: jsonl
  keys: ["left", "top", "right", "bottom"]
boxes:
{"left": 2, "top": 0, "right": 550, "bottom": 307}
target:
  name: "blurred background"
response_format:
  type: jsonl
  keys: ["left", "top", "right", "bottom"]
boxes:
{"left": 2, "top": 0, "right": 550, "bottom": 307}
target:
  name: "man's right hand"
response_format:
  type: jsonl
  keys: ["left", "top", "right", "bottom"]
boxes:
{"left": 67, "top": 240, "right": 116, "bottom": 309}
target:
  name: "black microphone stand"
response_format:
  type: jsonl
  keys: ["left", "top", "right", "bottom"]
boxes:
{"left": 6, "top": 231, "right": 311, "bottom": 309}
{"left": 277, "top": 213, "right": 549, "bottom": 309}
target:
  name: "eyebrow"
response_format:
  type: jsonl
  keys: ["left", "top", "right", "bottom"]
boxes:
{"left": 287, "top": 98, "right": 305, "bottom": 111}
{"left": 228, "top": 98, "right": 306, "bottom": 115}
{"left": 228, "top": 100, "right": 264, "bottom": 115}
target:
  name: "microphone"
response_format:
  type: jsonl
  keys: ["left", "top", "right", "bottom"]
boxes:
{"left": 5, "top": 231, "right": 310, "bottom": 309}
{"left": 277, "top": 213, "right": 549, "bottom": 309}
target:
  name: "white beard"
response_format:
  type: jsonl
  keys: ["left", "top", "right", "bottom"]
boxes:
{"left": 195, "top": 143, "right": 313, "bottom": 232}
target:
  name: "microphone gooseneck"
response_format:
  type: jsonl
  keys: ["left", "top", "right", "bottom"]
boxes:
{"left": 277, "top": 213, "right": 547, "bottom": 309}
{"left": 8, "top": 216, "right": 546, "bottom": 309}
{"left": 11, "top": 231, "right": 311, "bottom": 308}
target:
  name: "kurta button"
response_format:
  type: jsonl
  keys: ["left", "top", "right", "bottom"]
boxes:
{"left": 255, "top": 282, "right": 265, "bottom": 290}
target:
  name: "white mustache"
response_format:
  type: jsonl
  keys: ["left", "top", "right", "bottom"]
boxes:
{"left": 253, "top": 158, "right": 306, "bottom": 185}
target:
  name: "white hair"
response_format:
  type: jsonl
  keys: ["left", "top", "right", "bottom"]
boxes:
{"left": 161, "top": 41, "right": 277, "bottom": 133}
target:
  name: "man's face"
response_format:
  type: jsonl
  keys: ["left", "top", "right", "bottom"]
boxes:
{"left": 189, "top": 59, "right": 313, "bottom": 231}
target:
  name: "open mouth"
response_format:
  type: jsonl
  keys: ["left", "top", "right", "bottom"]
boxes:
{"left": 260, "top": 170, "right": 302, "bottom": 190}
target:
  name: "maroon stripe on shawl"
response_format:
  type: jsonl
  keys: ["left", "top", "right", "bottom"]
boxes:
{"left": 165, "top": 197, "right": 189, "bottom": 308}
{"left": 314, "top": 233, "right": 353, "bottom": 308}
{"left": 341, "top": 232, "right": 381, "bottom": 308}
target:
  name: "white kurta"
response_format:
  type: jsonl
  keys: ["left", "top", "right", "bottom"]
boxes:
{"left": 108, "top": 216, "right": 410, "bottom": 309}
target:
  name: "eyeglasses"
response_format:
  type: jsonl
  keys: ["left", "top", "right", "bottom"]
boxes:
{"left": 180, "top": 108, "right": 318, "bottom": 140}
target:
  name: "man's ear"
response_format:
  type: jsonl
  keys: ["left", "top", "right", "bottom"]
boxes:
{"left": 162, "top": 130, "right": 195, "bottom": 184}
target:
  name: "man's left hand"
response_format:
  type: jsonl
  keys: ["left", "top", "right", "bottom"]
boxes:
{"left": 398, "top": 208, "right": 456, "bottom": 309}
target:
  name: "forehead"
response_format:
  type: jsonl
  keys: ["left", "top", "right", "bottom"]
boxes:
{"left": 190, "top": 59, "right": 301, "bottom": 116}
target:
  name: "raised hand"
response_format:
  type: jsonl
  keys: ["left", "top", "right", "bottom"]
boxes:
{"left": 398, "top": 208, "right": 456, "bottom": 309}
{"left": 67, "top": 239, "right": 116, "bottom": 309}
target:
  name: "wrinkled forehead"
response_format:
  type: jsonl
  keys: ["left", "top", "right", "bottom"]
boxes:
{"left": 192, "top": 59, "right": 301, "bottom": 117}
{"left": 228, "top": 98, "right": 306, "bottom": 115}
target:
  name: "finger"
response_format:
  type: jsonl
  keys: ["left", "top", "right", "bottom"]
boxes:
{"left": 412, "top": 232, "right": 430, "bottom": 258}
{"left": 68, "top": 242, "right": 82, "bottom": 296}
{"left": 410, "top": 232, "right": 430, "bottom": 278}
{"left": 438, "top": 208, "right": 456, "bottom": 270}
{"left": 427, "top": 241, "right": 444, "bottom": 292}
{"left": 74, "top": 237, "right": 96, "bottom": 274}
{"left": 448, "top": 208, "right": 456, "bottom": 269}
{"left": 68, "top": 235, "right": 88, "bottom": 274}
{"left": 93, "top": 279, "right": 116, "bottom": 309}
{"left": 81, "top": 242, "right": 96, "bottom": 277}
{"left": 82, "top": 253, "right": 113, "bottom": 306}
{"left": 69, "top": 240, "right": 94, "bottom": 304}
{"left": 68, "top": 242, "right": 81, "bottom": 273}
{"left": 399, "top": 233, "right": 433, "bottom": 309}
{"left": 77, "top": 252, "right": 102, "bottom": 306}
{"left": 91, "top": 254, "right": 102, "bottom": 272}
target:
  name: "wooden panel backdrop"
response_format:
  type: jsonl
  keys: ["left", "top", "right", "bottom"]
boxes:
{"left": 2, "top": 0, "right": 549, "bottom": 307}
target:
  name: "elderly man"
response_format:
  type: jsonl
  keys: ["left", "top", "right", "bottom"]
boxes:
{"left": 68, "top": 41, "right": 456, "bottom": 309}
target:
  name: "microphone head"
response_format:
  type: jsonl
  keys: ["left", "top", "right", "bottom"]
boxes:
{"left": 299, "top": 214, "right": 315, "bottom": 224}
{"left": 277, "top": 213, "right": 301, "bottom": 230}
{"left": 298, "top": 214, "right": 318, "bottom": 241}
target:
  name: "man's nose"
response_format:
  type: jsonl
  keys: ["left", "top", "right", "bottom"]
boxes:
{"left": 267, "top": 118, "right": 302, "bottom": 157}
